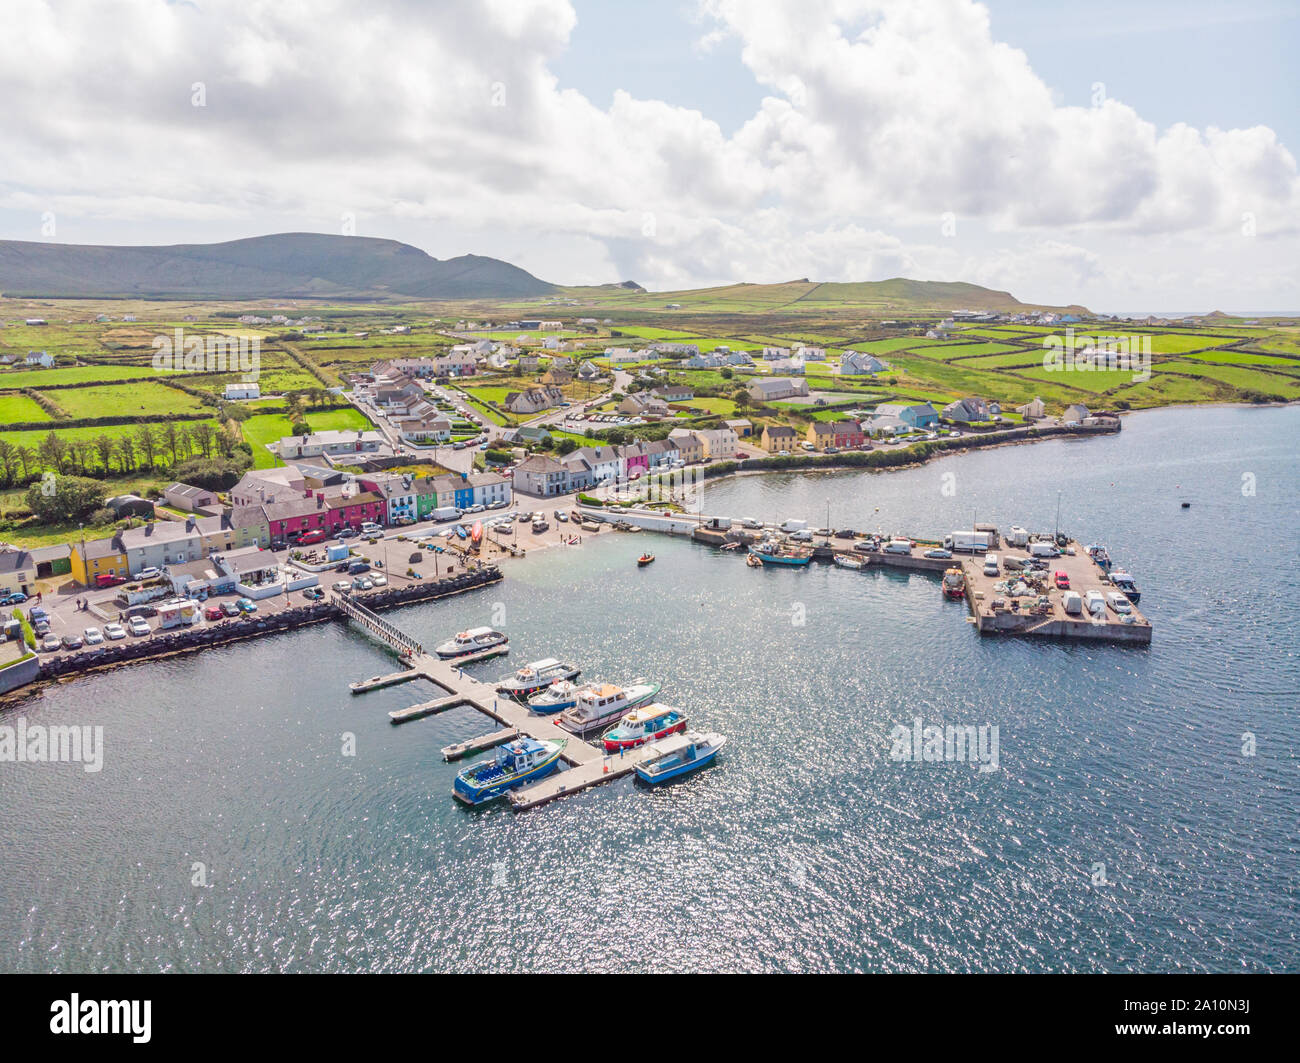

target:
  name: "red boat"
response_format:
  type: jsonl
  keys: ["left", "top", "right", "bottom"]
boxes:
{"left": 942, "top": 567, "right": 965, "bottom": 600}
{"left": 603, "top": 703, "right": 687, "bottom": 753}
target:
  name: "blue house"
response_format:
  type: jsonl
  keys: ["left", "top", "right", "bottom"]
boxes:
{"left": 874, "top": 402, "right": 939, "bottom": 429}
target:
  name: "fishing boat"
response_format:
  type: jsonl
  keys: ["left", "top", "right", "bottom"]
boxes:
{"left": 1181, "top": 501, "right": 1191, "bottom": 509}
{"left": 833, "top": 554, "right": 863, "bottom": 570}
{"left": 719, "top": 542, "right": 742, "bottom": 551}
{"left": 434, "top": 626, "right": 508, "bottom": 659}
{"left": 557, "top": 680, "right": 662, "bottom": 737}
{"left": 1085, "top": 544, "right": 1112, "bottom": 571}
{"left": 603, "top": 702, "right": 687, "bottom": 753}
{"left": 454, "top": 524, "right": 468, "bottom": 540}
{"left": 635, "top": 731, "right": 726, "bottom": 785}
{"left": 496, "top": 657, "right": 580, "bottom": 699}
{"left": 528, "top": 679, "right": 582, "bottom": 714}
{"left": 749, "top": 539, "right": 812, "bottom": 567}
{"left": 470, "top": 521, "right": 483, "bottom": 545}
{"left": 1109, "top": 570, "right": 1141, "bottom": 604}
{"left": 942, "top": 567, "right": 965, "bottom": 600}
{"left": 746, "top": 553, "right": 763, "bottom": 568}
{"left": 637, "top": 553, "right": 655, "bottom": 566}
{"left": 452, "top": 737, "right": 565, "bottom": 806}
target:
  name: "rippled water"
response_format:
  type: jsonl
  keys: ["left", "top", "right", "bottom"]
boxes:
{"left": 1, "top": 405, "right": 1296, "bottom": 972}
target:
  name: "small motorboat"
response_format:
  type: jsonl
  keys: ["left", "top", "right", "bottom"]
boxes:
{"left": 455, "top": 524, "right": 468, "bottom": 540}
{"left": 435, "top": 626, "right": 508, "bottom": 659}
{"left": 496, "top": 658, "right": 580, "bottom": 699}
{"left": 746, "top": 553, "right": 763, "bottom": 568}
{"left": 637, "top": 553, "right": 655, "bottom": 566}
{"left": 635, "top": 731, "right": 726, "bottom": 786}
{"left": 528, "top": 679, "right": 582, "bottom": 714}
{"left": 1181, "top": 501, "right": 1191, "bottom": 509}
{"left": 942, "top": 567, "right": 965, "bottom": 599}
{"left": 603, "top": 702, "right": 687, "bottom": 753}
{"left": 833, "top": 554, "right": 863, "bottom": 570}
{"left": 453, "top": 737, "right": 565, "bottom": 805}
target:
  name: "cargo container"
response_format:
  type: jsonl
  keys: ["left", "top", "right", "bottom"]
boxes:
{"left": 945, "top": 530, "right": 995, "bottom": 553}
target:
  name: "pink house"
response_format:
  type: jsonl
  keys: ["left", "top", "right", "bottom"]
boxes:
{"left": 622, "top": 442, "right": 650, "bottom": 477}
{"left": 325, "top": 492, "right": 385, "bottom": 531}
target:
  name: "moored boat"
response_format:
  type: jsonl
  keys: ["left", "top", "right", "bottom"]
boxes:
{"left": 1109, "top": 570, "right": 1141, "bottom": 604}
{"left": 746, "top": 553, "right": 763, "bottom": 568}
{"left": 496, "top": 657, "right": 580, "bottom": 699}
{"left": 635, "top": 731, "right": 726, "bottom": 785}
{"left": 528, "top": 679, "right": 581, "bottom": 714}
{"left": 435, "top": 626, "right": 508, "bottom": 659}
{"left": 603, "top": 702, "right": 687, "bottom": 753}
{"left": 557, "top": 680, "right": 661, "bottom": 737}
{"left": 833, "top": 554, "right": 863, "bottom": 570}
{"left": 942, "top": 567, "right": 965, "bottom": 600}
{"left": 453, "top": 737, "right": 565, "bottom": 805}
{"left": 1086, "top": 544, "right": 1112, "bottom": 571}
{"left": 749, "top": 539, "right": 811, "bottom": 567}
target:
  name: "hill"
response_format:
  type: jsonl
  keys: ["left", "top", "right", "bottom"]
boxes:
{"left": 0, "top": 233, "right": 557, "bottom": 300}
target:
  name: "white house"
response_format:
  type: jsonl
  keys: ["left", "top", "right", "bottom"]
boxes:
{"left": 223, "top": 382, "right": 260, "bottom": 400}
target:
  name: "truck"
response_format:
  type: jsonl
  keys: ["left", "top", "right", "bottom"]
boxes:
{"left": 432, "top": 506, "right": 461, "bottom": 522}
{"left": 945, "top": 530, "right": 995, "bottom": 554}
{"left": 1006, "top": 525, "right": 1029, "bottom": 547}
{"left": 780, "top": 519, "right": 808, "bottom": 533}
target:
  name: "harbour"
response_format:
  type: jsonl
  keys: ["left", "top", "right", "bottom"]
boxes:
{"left": 1, "top": 405, "right": 1296, "bottom": 972}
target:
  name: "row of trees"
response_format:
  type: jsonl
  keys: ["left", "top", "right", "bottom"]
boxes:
{"left": 0, "top": 419, "right": 248, "bottom": 487}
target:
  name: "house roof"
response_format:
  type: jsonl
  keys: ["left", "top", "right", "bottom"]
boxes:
{"left": 0, "top": 549, "right": 33, "bottom": 574}
{"left": 763, "top": 424, "right": 797, "bottom": 437}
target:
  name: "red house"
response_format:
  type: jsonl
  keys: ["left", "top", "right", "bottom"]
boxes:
{"left": 324, "top": 491, "right": 384, "bottom": 531}
{"left": 832, "top": 419, "right": 865, "bottom": 449}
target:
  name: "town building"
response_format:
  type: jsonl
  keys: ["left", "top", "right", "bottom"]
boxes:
{"left": 760, "top": 424, "right": 798, "bottom": 452}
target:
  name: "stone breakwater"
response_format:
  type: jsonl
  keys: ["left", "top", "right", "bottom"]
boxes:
{"left": 34, "top": 567, "right": 503, "bottom": 682}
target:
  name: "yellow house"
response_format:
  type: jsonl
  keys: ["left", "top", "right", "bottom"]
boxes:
{"left": 70, "top": 534, "right": 129, "bottom": 587}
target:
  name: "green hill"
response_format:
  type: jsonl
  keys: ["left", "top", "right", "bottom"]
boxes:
{"left": 0, "top": 232, "right": 557, "bottom": 300}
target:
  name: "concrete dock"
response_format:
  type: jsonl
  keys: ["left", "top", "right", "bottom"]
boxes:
{"left": 350, "top": 669, "right": 421, "bottom": 693}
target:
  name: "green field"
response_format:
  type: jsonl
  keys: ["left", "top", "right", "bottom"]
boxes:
{"left": 51, "top": 381, "right": 207, "bottom": 418}
{"left": 240, "top": 407, "right": 375, "bottom": 468}
{"left": 0, "top": 393, "right": 51, "bottom": 422}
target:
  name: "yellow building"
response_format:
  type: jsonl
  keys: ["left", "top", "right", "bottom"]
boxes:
{"left": 70, "top": 534, "right": 128, "bottom": 587}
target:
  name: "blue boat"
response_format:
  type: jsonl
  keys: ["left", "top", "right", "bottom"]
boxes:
{"left": 453, "top": 737, "right": 565, "bottom": 805}
{"left": 527, "top": 679, "right": 581, "bottom": 714}
{"left": 635, "top": 731, "right": 726, "bottom": 786}
{"left": 455, "top": 524, "right": 468, "bottom": 540}
{"left": 749, "top": 541, "right": 811, "bottom": 566}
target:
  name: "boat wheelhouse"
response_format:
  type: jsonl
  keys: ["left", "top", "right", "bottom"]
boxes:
{"left": 635, "top": 731, "right": 726, "bottom": 785}
{"left": 1109, "top": 570, "right": 1141, "bottom": 604}
{"left": 603, "top": 702, "right": 687, "bottom": 753}
{"left": 496, "top": 658, "right": 580, "bottom": 699}
{"left": 435, "top": 626, "right": 508, "bottom": 659}
{"left": 557, "top": 680, "right": 661, "bottom": 737}
{"left": 452, "top": 737, "right": 565, "bottom": 806}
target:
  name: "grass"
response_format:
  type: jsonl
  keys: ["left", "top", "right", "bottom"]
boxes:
{"left": 240, "top": 407, "right": 375, "bottom": 468}
{"left": 0, "top": 393, "right": 51, "bottom": 422}
{"left": 52, "top": 381, "right": 207, "bottom": 418}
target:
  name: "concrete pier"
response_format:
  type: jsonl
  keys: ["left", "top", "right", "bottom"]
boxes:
{"left": 350, "top": 669, "right": 421, "bottom": 693}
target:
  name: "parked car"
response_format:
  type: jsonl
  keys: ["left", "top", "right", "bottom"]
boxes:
{"left": 127, "top": 616, "right": 151, "bottom": 637}
{"left": 103, "top": 622, "right": 127, "bottom": 640}
{"left": 347, "top": 561, "right": 371, "bottom": 575}
{"left": 61, "top": 633, "right": 84, "bottom": 650}
{"left": 352, "top": 577, "right": 373, "bottom": 591}
{"left": 333, "top": 580, "right": 352, "bottom": 593}
{"left": 464, "top": 504, "right": 485, "bottom": 514}
{"left": 554, "top": 510, "right": 567, "bottom": 522}
{"left": 220, "top": 601, "right": 241, "bottom": 617}
{"left": 301, "top": 587, "right": 324, "bottom": 601}
{"left": 834, "top": 529, "right": 856, "bottom": 540}
{"left": 94, "top": 573, "right": 127, "bottom": 588}
{"left": 924, "top": 548, "right": 953, "bottom": 559}
{"left": 0, "top": 592, "right": 25, "bottom": 605}
{"left": 83, "top": 627, "right": 104, "bottom": 645}
{"left": 297, "top": 529, "right": 327, "bottom": 545}
{"left": 136, "top": 566, "right": 162, "bottom": 580}
{"left": 41, "top": 633, "right": 62, "bottom": 652}
{"left": 336, "top": 527, "right": 358, "bottom": 540}
{"left": 204, "top": 605, "right": 224, "bottom": 621}
{"left": 370, "top": 575, "right": 387, "bottom": 587}
{"left": 124, "top": 604, "right": 158, "bottom": 618}
{"left": 235, "top": 598, "right": 257, "bottom": 614}
{"left": 1107, "top": 591, "right": 1132, "bottom": 615}
{"left": 1054, "top": 570, "right": 1070, "bottom": 589}
{"left": 360, "top": 522, "right": 383, "bottom": 536}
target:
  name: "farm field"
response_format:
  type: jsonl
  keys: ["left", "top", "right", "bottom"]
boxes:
{"left": 0, "top": 364, "right": 164, "bottom": 387}
{"left": 51, "top": 381, "right": 207, "bottom": 418}
{"left": 1180, "top": 350, "right": 1300, "bottom": 367}
{"left": 239, "top": 407, "right": 374, "bottom": 468}
{"left": 0, "top": 393, "right": 51, "bottom": 422}
{"left": 0, "top": 417, "right": 224, "bottom": 455}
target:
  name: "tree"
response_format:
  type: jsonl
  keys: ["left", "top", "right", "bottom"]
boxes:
{"left": 720, "top": 367, "right": 733, "bottom": 380}
{"left": 0, "top": 440, "right": 15, "bottom": 486}
{"left": 162, "top": 421, "right": 180, "bottom": 465}
{"left": 191, "top": 422, "right": 214, "bottom": 458}
{"left": 38, "top": 431, "right": 69, "bottom": 475}
{"left": 556, "top": 437, "right": 578, "bottom": 455}
{"left": 24, "top": 474, "right": 107, "bottom": 524}
{"left": 14, "top": 445, "right": 34, "bottom": 481}
{"left": 116, "top": 435, "right": 136, "bottom": 473}
{"left": 94, "top": 434, "right": 115, "bottom": 474}
{"left": 136, "top": 424, "right": 158, "bottom": 468}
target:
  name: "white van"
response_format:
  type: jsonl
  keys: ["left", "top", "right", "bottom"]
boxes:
{"left": 360, "top": 522, "right": 383, "bottom": 536}
{"left": 1062, "top": 590, "right": 1083, "bottom": 615}
{"left": 884, "top": 539, "right": 912, "bottom": 555}
{"left": 1030, "top": 541, "right": 1061, "bottom": 558}
{"left": 1085, "top": 590, "right": 1106, "bottom": 617}
{"left": 983, "top": 552, "right": 999, "bottom": 576}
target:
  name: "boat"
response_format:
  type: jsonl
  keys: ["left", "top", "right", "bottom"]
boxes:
{"left": 719, "top": 542, "right": 742, "bottom": 551}
{"left": 1181, "top": 501, "right": 1191, "bottom": 509}
{"left": 557, "top": 680, "right": 662, "bottom": 737}
{"left": 637, "top": 553, "right": 655, "bottom": 566}
{"left": 452, "top": 737, "right": 565, "bottom": 805}
{"left": 1085, "top": 544, "right": 1112, "bottom": 571}
{"left": 635, "top": 731, "right": 726, "bottom": 785}
{"left": 746, "top": 553, "right": 763, "bottom": 568}
{"left": 833, "top": 554, "right": 863, "bottom": 570}
{"left": 527, "top": 679, "right": 582, "bottom": 714}
{"left": 748, "top": 539, "right": 811, "bottom": 567}
{"left": 470, "top": 521, "right": 483, "bottom": 544}
{"left": 434, "top": 626, "right": 508, "bottom": 659}
{"left": 496, "top": 657, "right": 580, "bottom": 699}
{"left": 1109, "top": 570, "right": 1141, "bottom": 604}
{"left": 603, "top": 702, "right": 687, "bottom": 753}
{"left": 455, "top": 524, "right": 468, "bottom": 540}
{"left": 942, "top": 567, "right": 965, "bottom": 600}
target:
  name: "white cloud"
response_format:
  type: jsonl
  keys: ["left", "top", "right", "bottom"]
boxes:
{"left": 0, "top": 0, "right": 1295, "bottom": 309}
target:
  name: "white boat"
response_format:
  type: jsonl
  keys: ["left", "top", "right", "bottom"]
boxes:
{"left": 635, "top": 731, "right": 726, "bottom": 785}
{"left": 833, "top": 554, "right": 864, "bottom": 570}
{"left": 556, "top": 679, "right": 662, "bottom": 737}
{"left": 527, "top": 679, "right": 582, "bottom": 714}
{"left": 496, "top": 658, "right": 580, "bottom": 699}
{"left": 435, "top": 626, "right": 508, "bottom": 659}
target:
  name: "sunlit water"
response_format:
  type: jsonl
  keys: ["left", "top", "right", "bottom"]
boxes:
{"left": 1, "top": 405, "right": 1296, "bottom": 972}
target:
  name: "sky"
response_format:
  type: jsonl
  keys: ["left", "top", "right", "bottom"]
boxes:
{"left": 1, "top": 0, "right": 1297, "bottom": 312}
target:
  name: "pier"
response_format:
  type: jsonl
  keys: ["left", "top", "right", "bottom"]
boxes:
{"left": 349, "top": 607, "right": 660, "bottom": 809}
